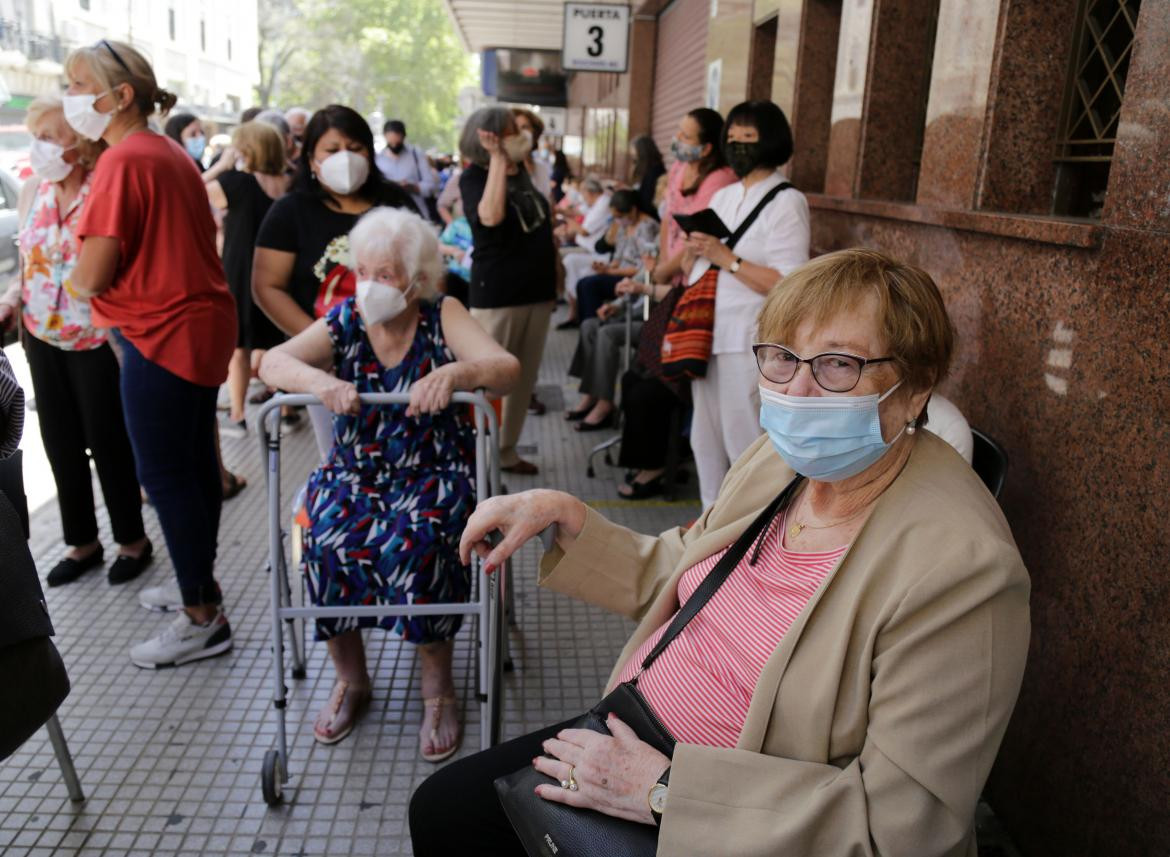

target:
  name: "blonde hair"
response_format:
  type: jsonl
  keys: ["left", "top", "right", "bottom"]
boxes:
{"left": 348, "top": 207, "right": 444, "bottom": 299}
{"left": 757, "top": 248, "right": 955, "bottom": 391}
{"left": 231, "top": 121, "right": 286, "bottom": 176}
{"left": 24, "top": 94, "right": 105, "bottom": 170}
{"left": 64, "top": 40, "right": 177, "bottom": 118}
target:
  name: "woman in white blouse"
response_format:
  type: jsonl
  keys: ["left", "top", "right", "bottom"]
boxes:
{"left": 682, "top": 100, "right": 810, "bottom": 508}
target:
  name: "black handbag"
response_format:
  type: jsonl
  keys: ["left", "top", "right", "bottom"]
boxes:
{"left": 494, "top": 476, "right": 802, "bottom": 857}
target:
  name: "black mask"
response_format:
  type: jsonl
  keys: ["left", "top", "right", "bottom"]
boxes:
{"left": 725, "top": 141, "right": 763, "bottom": 178}
{"left": 388, "top": 142, "right": 405, "bottom": 155}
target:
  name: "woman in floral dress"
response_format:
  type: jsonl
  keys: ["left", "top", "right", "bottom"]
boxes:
{"left": 0, "top": 94, "right": 150, "bottom": 587}
{"left": 260, "top": 207, "right": 519, "bottom": 760}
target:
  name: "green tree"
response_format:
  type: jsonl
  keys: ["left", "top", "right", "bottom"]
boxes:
{"left": 260, "top": 0, "right": 476, "bottom": 150}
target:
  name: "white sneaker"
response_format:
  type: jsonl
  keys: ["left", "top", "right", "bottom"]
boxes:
{"left": 138, "top": 580, "right": 183, "bottom": 612}
{"left": 130, "top": 608, "right": 232, "bottom": 669}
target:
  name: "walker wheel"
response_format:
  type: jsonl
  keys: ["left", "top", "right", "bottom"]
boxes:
{"left": 261, "top": 750, "right": 284, "bottom": 806}
{"left": 291, "top": 666, "right": 307, "bottom": 680}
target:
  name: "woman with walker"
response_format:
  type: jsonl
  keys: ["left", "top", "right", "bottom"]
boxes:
{"left": 260, "top": 206, "right": 519, "bottom": 759}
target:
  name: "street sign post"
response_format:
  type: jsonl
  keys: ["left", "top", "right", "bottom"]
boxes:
{"left": 562, "top": 3, "right": 630, "bottom": 73}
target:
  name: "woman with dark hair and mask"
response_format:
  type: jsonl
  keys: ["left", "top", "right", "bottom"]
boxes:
{"left": 457, "top": 106, "right": 557, "bottom": 475}
{"left": 252, "top": 104, "right": 418, "bottom": 455}
{"left": 681, "top": 100, "right": 810, "bottom": 510}
{"left": 628, "top": 134, "right": 666, "bottom": 218}
{"left": 163, "top": 112, "right": 206, "bottom": 171}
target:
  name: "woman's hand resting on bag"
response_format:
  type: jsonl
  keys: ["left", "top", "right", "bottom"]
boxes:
{"left": 459, "top": 489, "right": 587, "bottom": 573}
{"left": 533, "top": 713, "right": 670, "bottom": 824}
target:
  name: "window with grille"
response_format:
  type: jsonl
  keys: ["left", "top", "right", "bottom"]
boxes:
{"left": 1053, "top": 0, "right": 1141, "bottom": 217}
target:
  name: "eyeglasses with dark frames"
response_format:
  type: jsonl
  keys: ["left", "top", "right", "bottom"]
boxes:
{"left": 752, "top": 343, "right": 895, "bottom": 393}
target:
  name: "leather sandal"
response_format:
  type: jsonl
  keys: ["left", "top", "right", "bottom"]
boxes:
{"left": 313, "top": 679, "right": 372, "bottom": 745}
{"left": 420, "top": 695, "right": 461, "bottom": 763}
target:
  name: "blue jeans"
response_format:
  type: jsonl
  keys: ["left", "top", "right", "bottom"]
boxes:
{"left": 114, "top": 331, "right": 222, "bottom": 607}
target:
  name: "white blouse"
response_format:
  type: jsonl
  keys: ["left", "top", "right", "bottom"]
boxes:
{"left": 688, "top": 171, "right": 810, "bottom": 355}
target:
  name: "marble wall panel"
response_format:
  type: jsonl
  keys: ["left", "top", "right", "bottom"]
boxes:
{"left": 977, "top": 0, "right": 1079, "bottom": 215}
{"left": 915, "top": 0, "right": 1001, "bottom": 208}
{"left": 823, "top": 0, "right": 873, "bottom": 195}
{"left": 1101, "top": 1, "right": 1170, "bottom": 232}
{"left": 808, "top": 205, "right": 1170, "bottom": 857}
{"left": 788, "top": 0, "right": 841, "bottom": 193}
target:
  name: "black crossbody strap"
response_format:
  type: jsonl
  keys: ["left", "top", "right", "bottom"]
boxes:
{"left": 637, "top": 474, "right": 804, "bottom": 674}
{"left": 707, "top": 181, "right": 793, "bottom": 272}
{"left": 726, "top": 181, "right": 793, "bottom": 252}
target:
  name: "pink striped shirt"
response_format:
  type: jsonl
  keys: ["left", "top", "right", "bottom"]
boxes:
{"left": 617, "top": 514, "right": 847, "bottom": 747}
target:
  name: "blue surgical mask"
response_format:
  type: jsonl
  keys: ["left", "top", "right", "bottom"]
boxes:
{"left": 185, "top": 135, "right": 206, "bottom": 161}
{"left": 759, "top": 381, "right": 905, "bottom": 482}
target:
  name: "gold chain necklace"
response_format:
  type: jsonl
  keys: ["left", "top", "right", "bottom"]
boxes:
{"left": 786, "top": 497, "right": 870, "bottom": 540}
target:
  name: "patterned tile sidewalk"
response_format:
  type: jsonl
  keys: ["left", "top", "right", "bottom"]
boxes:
{"left": 0, "top": 317, "right": 702, "bottom": 857}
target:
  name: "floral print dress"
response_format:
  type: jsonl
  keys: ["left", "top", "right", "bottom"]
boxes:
{"left": 302, "top": 296, "right": 476, "bottom": 643}
{"left": 19, "top": 174, "right": 105, "bottom": 350}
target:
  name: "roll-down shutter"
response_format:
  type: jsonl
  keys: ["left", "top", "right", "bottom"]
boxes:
{"left": 651, "top": 0, "right": 711, "bottom": 158}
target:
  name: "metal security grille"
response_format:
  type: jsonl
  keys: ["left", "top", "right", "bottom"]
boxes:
{"left": 1053, "top": 0, "right": 1141, "bottom": 216}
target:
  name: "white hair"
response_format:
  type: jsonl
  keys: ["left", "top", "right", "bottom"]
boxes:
{"left": 285, "top": 106, "right": 311, "bottom": 123}
{"left": 348, "top": 207, "right": 444, "bottom": 299}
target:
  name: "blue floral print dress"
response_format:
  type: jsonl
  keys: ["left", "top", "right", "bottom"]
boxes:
{"left": 302, "top": 296, "right": 475, "bottom": 643}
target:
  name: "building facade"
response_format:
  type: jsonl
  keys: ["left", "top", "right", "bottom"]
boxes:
{"left": 0, "top": 0, "right": 259, "bottom": 125}
{"left": 449, "top": 0, "right": 1169, "bottom": 853}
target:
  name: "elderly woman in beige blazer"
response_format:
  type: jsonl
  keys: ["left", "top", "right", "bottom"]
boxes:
{"left": 410, "top": 249, "right": 1031, "bottom": 857}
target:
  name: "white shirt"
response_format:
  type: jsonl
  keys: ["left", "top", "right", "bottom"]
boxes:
{"left": 374, "top": 142, "right": 437, "bottom": 215}
{"left": 688, "top": 171, "right": 810, "bottom": 355}
{"left": 576, "top": 192, "right": 612, "bottom": 251}
{"left": 925, "top": 394, "right": 974, "bottom": 464}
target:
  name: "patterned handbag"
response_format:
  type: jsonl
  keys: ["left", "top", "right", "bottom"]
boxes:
{"left": 659, "top": 181, "right": 792, "bottom": 382}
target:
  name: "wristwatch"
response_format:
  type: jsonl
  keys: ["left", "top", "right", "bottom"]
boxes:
{"left": 647, "top": 766, "right": 671, "bottom": 826}
{"left": 729, "top": 257, "right": 743, "bottom": 274}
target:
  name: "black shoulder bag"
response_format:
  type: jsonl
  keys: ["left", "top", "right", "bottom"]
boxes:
{"left": 494, "top": 475, "right": 803, "bottom": 857}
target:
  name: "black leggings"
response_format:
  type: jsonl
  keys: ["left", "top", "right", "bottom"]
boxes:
{"left": 410, "top": 718, "right": 575, "bottom": 856}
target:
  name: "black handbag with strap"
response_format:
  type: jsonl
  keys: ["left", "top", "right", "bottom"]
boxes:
{"left": 494, "top": 475, "right": 803, "bottom": 857}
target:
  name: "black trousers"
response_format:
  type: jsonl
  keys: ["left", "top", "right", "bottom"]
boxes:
{"left": 619, "top": 371, "right": 683, "bottom": 471}
{"left": 23, "top": 334, "right": 144, "bottom": 547}
{"left": 410, "top": 718, "right": 575, "bottom": 856}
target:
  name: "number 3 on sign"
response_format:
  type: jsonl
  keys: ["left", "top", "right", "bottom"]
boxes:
{"left": 587, "top": 25, "right": 604, "bottom": 57}
{"left": 563, "top": 3, "right": 630, "bottom": 73}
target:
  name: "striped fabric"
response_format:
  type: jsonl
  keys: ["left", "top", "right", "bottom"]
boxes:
{"left": 617, "top": 511, "right": 846, "bottom": 748}
{"left": 0, "top": 348, "right": 24, "bottom": 461}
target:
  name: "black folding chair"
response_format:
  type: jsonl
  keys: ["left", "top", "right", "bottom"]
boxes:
{"left": 970, "top": 428, "right": 1008, "bottom": 501}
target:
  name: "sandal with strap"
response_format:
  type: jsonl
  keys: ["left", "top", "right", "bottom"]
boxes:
{"left": 421, "top": 695, "right": 462, "bottom": 763}
{"left": 313, "top": 679, "right": 372, "bottom": 745}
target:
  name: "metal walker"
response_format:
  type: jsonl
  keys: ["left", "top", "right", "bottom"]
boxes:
{"left": 254, "top": 391, "right": 508, "bottom": 806}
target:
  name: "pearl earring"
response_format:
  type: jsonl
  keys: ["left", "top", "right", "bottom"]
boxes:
{"left": 905, "top": 420, "right": 916, "bottom": 435}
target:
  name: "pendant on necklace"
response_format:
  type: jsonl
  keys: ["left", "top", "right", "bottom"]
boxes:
{"left": 789, "top": 522, "right": 805, "bottom": 539}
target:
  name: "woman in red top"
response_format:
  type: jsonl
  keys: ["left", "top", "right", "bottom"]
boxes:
{"left": 67, "top": 39, "right": 236, "bottom": 670}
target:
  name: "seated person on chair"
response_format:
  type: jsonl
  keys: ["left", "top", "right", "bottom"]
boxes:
{"left": 409, "top": 249, "right": 1030, "bottom": 855}
{"left": 259, "top": 207, "right": 519, "bottom": 759}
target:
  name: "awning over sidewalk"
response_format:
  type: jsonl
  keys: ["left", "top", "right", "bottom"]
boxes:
{"left": 442, "top": 0, "right": 572, "bottom": 52}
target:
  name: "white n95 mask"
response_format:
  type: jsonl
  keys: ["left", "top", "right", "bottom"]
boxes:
{"left": 356, "top": 279, "right": 415, "bottom": 325}
{"left": 30, "top": 139, "right": 74, "bottom": 182}
{"left": 316, "top": 151, "right": 370, "bottom": 195}
{"left": 63, "top": 92, "right": 114, "bottom": 141}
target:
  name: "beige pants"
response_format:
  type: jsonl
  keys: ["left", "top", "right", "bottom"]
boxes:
{"left": 470, "top": 301, "right": 554, "bottom": 467}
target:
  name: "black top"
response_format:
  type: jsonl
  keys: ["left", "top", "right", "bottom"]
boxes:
{"left": 460, "top": 164, "right": 557, "bottom": 309}
{"left": 255, "top": 185, "right": 415, "bottom": 317}
{"left": 637, "top": 162, "right": 666, "bottom": 220}
{"left": 219, "top": 169, "right": 276, "bottom": 299}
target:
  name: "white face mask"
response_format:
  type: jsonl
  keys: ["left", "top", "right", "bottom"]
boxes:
{"left": 503, "top": 132, "right": 530, "bottom": 163}
{"left": 63, "top": 91, "right": 115, "bottom": 141}
{"left": 356, "top": 279, "right": 415, "bottom": 325}
{"left": 29, "top": 139, "right": 74, "bottom": 182}
{"left": 316, "top": 150, "right": 369, "bottom": 195}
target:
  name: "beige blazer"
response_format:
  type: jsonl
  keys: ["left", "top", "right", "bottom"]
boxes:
{"left": 539, "top": 431, "right": 1030, "bottom": 856}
